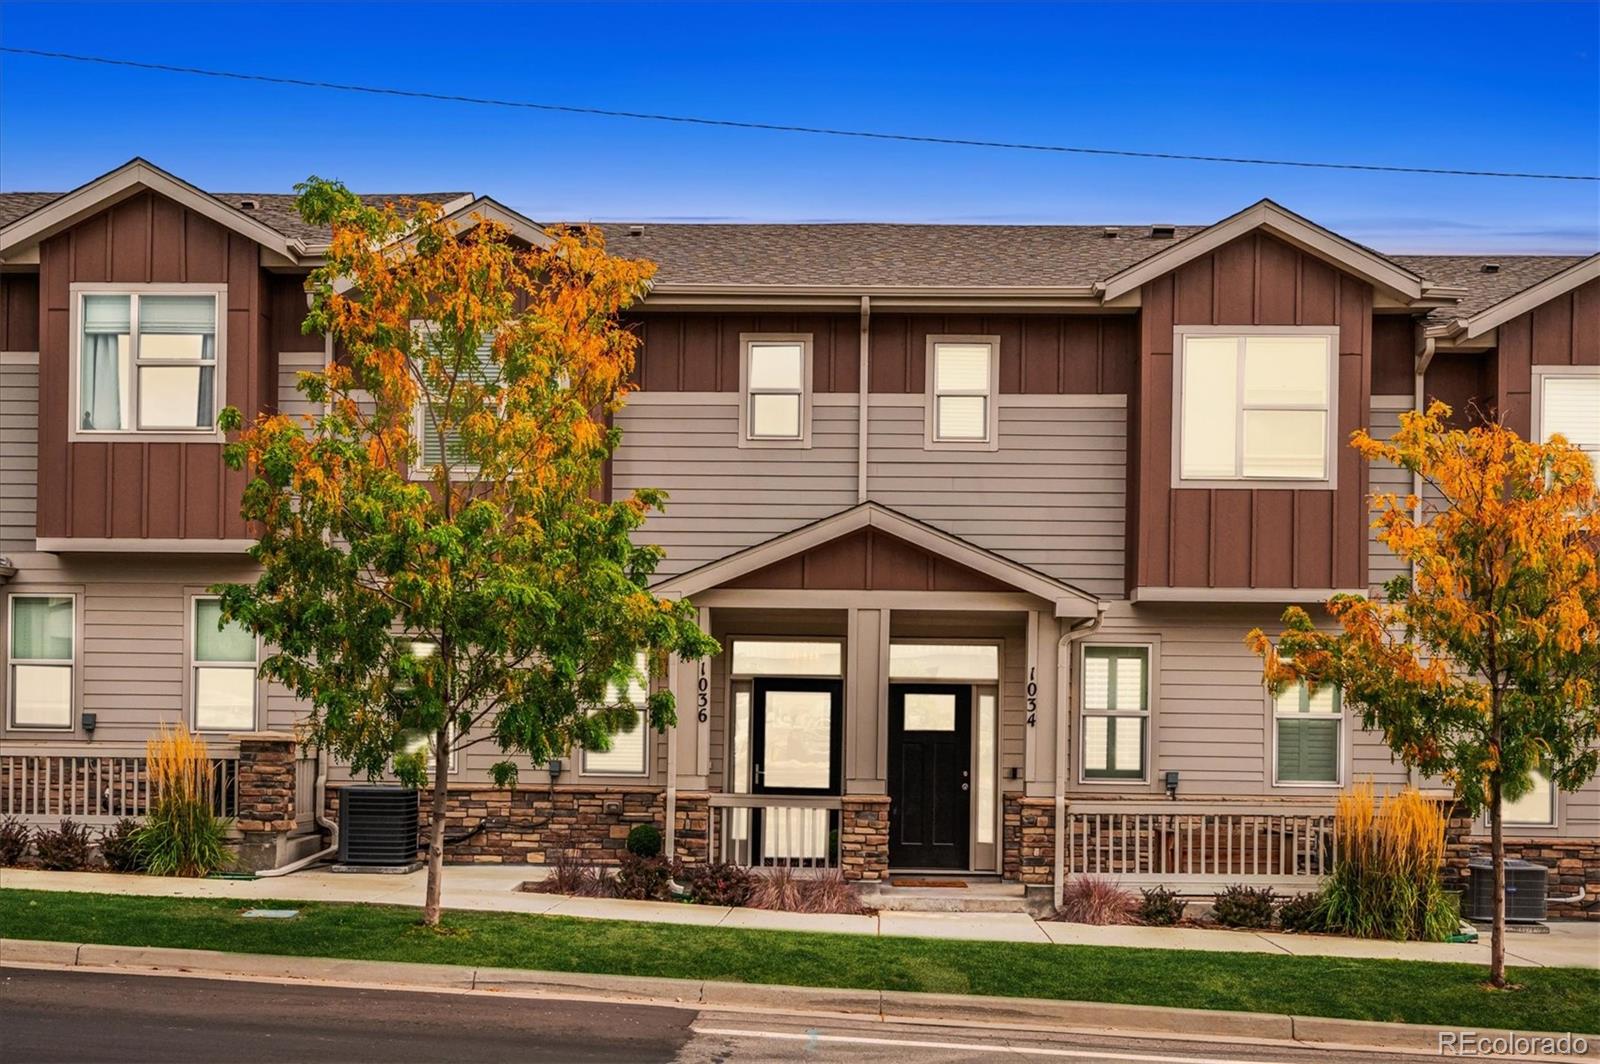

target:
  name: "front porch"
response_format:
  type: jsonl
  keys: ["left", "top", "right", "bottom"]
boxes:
{"left": 655, "top": 503, "right": 1100, "bottom": 888}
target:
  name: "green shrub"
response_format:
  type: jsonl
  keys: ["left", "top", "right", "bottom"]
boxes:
{"left": 99, "top": 818, "right": 146, "bottom": 874}
{"left": 133, "top": 724, "right": 233, "bottom": 878}
{"left": 625, "top": 823, "right": 663, "bottom": 858}
{"left": 1278, "top": 889, "right": 1329, "bottom": 933}
{"left": 0, "top": 816, "right": 30, "bottom": 866}
{"left": 1212, "top": 884, "right": 1276, "bottom": 929}
{"left": 681, "top": 860, "right": 754, "bottom": 906}
{"left": 1137, "top": 885, "right": 1186, "bottom": 926}
{"left": 611, "top": 852, "right": 674, "bottom": 900}
{"left": 35, "top": 820, "right": 93, "bottom": 871}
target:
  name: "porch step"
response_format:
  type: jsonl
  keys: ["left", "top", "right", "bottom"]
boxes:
{"left": 865, "top": 882, "right": 1046, "bottom": 915}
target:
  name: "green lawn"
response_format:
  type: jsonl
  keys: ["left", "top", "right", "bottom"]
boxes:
{"left": 2, "top": 887, "right": 1595, "bottom": 1034}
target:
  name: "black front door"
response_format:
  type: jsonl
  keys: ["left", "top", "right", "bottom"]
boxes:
{"left": 887, "top": 683, "right": 971, "bottom": 870}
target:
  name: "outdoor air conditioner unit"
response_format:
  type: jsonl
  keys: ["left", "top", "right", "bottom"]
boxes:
{"left": 1464, "top": 857, "right": 1548, "bottom": 922}
{"left": 337, "top": 786, "right": 421, "bottom": 868}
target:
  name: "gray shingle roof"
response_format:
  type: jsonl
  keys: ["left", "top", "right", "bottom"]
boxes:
{"left": 592, "top": 222, "right": 1206, "bottom": 288}
{"left": 1, "top": 188, "right": 1589, "bottom": 319}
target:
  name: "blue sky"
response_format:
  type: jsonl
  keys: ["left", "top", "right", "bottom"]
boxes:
{"left": 2, "top": 1, "right": 1596, "bottom": 252}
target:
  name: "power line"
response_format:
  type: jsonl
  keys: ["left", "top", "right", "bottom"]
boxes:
{"left": 3, "top": 45, "right": 1596, "bottom": 183}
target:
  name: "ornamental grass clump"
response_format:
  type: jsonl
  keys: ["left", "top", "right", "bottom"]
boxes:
{"left": 133, "top": 724, "right": 232, "bottom": 878}
{"left": 1321, "top": 782, "right": 1457, "bottom": 942}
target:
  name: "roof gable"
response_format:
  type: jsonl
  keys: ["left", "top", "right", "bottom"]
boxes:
{"left": 0, "top": 158, "right": 302, "bottom": 263}
{"left": 1097, "top": 199, "right": 1430, "bottom": 302}
{"left": 1446, "top": 252, "right": 1600, "bottom": 339}
{"left": 654, "top": 502, "right": 1101, "bottom": 617}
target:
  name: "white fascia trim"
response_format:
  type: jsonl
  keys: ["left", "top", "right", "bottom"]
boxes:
{"left": 653, "top": 501, "right": 1100, "bottom": 618}
{"left": 37, "top": 538, "right": 257, "bottom": 554}
{"left": 0, "top": 158, "right": 303, "bottom": 262}
{"left": 438, "top": 196, "right": 553, "bottom": 249}
{"left": 1461, "top": 253, "right": 1600, "bottom": 339}
{"left": 1096, "top": 199, "right": 1426, "bottom": 303}
{"left": 1131, "top": 586, "right": 1367, "bottom": 604}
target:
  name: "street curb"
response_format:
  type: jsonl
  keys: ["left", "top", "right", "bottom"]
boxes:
{"left": 3, "top": 938, "right": 1595, "bottom": 1059}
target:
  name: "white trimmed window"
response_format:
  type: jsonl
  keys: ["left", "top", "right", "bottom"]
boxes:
{"left": 1273, "top": 678, "right": 1342, "bottom": 785}
{"left": 1537, "top": 372, "right": 1600, "bottom": 474}
{"left": 1177, "top": 329, "right": 1337, "bottom": 484}
{"left": 1497, "top": 770, "right": 1556, "bottom": 827}
{"left": 414, "top": 331, "right": 499, "bottom": 473}
{"left": 582, "top": 652, "right": 650, "bottom": 776}
{"left": 1081, "top": 647, "right": 1148, "bottom": 781}
{"left": 928, "top": 336, "right": 997, "bottom": 445}
{"left": 192, "top": 597, "right": 257, "bottom": 732}
{"left": 8, "top": 595, "right": 75, "bottom": 730}
{"left": 741, "top": 335, "right": 810, "bottom": 444}
{"left": 76, "top": 289, "right": 222, "bottom": 433}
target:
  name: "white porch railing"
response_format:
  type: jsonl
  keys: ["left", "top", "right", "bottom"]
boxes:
{"left": 1066, "top": 801, "right": 1335, "bottom": 892}
{"left": 0, "top": 751, "right": 240, "bottom": 827}
{"left": 708, "top": 794, "right": 841, "bottom": 870}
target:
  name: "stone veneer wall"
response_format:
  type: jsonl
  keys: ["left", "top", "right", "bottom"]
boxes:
{"left": 234, "top": 734, "right": 298, "bottom": 834}
{"left": 1003, "top": 795, "right": 1054, "bottom": 885}
{"left": 1444, "top": 808, "right": 1600, "bottom": 921}
{"left": 326, "top": 784, "right": 668, "bottom": 865}
{"left": 672, "top": 791, "right": 710, "bottom": 866}
{"left": 839, "top": 795, "right": 890, "bottom": 882}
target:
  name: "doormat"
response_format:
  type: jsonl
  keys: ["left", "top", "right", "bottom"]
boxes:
{"left": 890, "top": 878, "right": 968, "bottom": 888}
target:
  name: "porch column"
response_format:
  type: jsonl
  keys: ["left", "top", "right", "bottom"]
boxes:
{"left": 672, "top": 606, "right": 712, "bottom": 792}
{"left": 1023, "top": 611, "right": 1061, "bottom": 798}
{"left": 233, "top": 732, "right": 298, "bottom": 872}
{"left": 845, "top": 606, "right": 889, "bottom": 793}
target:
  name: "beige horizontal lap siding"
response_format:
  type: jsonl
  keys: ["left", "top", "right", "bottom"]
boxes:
{"left": 1367, "top": 397, "right": 1412, "bottom": 594}
{"left": 0, "top": 353, "right": 39, "bottom": 554}
{"left": 276, "top": 351, "right": 327, "bottom": 421}
{"left": 1076, "top": 605, "right": 1407, "bottom": 799}
{"left": 614, "top": 393, "right": 859, "bottom": 577}
{"left": 866, "top": 397, "right": 1126, "bottom": 598}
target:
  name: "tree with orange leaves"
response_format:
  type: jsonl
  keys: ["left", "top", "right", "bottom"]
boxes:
{"left": 1248, "top": 401, "right": 1600, "bottom": 988}
{"left": 215, "top": 179, "right": 716, "bottom": 926}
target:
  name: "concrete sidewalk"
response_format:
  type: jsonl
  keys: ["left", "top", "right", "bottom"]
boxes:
{"left": 4, "top": 866, "right": 1596, "bottom": 969}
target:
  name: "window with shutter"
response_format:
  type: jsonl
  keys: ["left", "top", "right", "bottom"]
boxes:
{"left": 1273, "top": 676, "right": 1342, "bottom": 784}
{"left": 1081, "top": 647, "right": 1149, "bottom": 781}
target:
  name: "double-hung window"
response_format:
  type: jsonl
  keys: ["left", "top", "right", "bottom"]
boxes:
{"left": 1535, "top": 369, "right": 1600, "bottom": 476}
{"left": 1081, "top": 647, "right": 1149, "bottom": 780}
{"left": 8, "top": 595, "right": 75, "bottom": 730}
{"left": 1273, "top": 677, "right": 1342, "bottom": 785}
{"left": 75, "top": 287, "right": 223, "bottom": 435}
{"left": 741, "top": 335, "right": 810, "bottom": 444}
{"left": 1176, "top": 328, "right": 1337, "bottom": 485}
{"left": 191, "top": 597, "right": 258, "bottom": 732}
{"left": 928, "top": 336, "right": 997, "bottom": 446}
{"left": 582, "top": 652, "right": 650, "bottom": 776}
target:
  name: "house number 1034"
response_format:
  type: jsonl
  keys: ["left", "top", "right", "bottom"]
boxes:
{"left": 1026, "top": 667, "right": 1038, "bottom": 727}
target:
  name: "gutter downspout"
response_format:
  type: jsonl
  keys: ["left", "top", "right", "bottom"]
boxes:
{"left": 255, "top": 743, "right": 337, "bottom": 878}
{"left": 857, "top": 296, "right": 871, "bottom": 503}
{"left": 1054, "top": 603, "right": 1108, "bottom": 909}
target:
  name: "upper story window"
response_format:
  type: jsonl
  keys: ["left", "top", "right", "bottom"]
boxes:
{"left": 927, "top": 336, "right": 998, "bottom": 448}
{"left": 740, "top": 334, "right": 810, "bottom": 446}
{"left": 1535, "top": 369, "right": 1599, "bottom": 475}
{"left": 73, "top": 286, "right": 225, "bottom": 438}
{"left": 191, "top": 596, "right": 258, "bottom": 733}
{"left": 1175, "top": 327, "right": 1338, "bottom": 487}
{"left": 7, "top": 594, "right": 75, "bottom": 730}
{"left": 413, "top": 331, "right": 498, "bottom": 476}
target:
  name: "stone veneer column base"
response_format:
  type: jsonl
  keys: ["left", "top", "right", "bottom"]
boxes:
{"left": 1003, "top": 795, "right": 1055, "bottom": 885}
{"left": 1444, "top": 807, "right": 1600, "bottom": 921}
{"left": 672, "top": 792, "right": 710, "bottom": 867}
{"left": 839, "top": 795, "right": 890, "bottom": 882}
{"left": 233, "top": 733, "right": 298, "bottom": 873}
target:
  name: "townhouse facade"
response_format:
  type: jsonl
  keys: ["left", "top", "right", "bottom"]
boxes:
{"left": 1, "top": 160, "right": 1596, "bottom": 910}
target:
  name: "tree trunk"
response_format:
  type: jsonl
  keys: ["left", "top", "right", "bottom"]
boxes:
{"left": 1489, "top": 772, "right": 1506, "bottom": 988}
{"left": 422, "top": 725, "right": 451, "bottom": 928}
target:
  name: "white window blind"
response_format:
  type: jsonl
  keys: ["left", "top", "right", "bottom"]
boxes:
{"left": 1081, "top": 647, "right": 1148, "bottom": 780}
{"left": 583, "top": 652, "right": 649, "bottom": 775}
{"left": 746, "top": 341, "right": 805, "bottom": 440}
{"left": 193, "top": 597, "right": 257, "bottom": 732}
{"left": 932, "top": 341, "right": 993, "bottom": 442}
{"left": 1541, "top": 375, "right": 1600, "bottom": 472}
{"left": 9, "top": 595, "right": 74, "bottom": 729}
{"left": 417, "top": 335, "right": 499, "bottom": 469}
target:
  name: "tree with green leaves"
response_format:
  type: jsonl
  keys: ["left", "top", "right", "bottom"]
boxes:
{"left": 1249, "top": 402, "right": 1600, "bottom": 987}
{"left": 216, "top": 180, "right": 717, "bottom": 925}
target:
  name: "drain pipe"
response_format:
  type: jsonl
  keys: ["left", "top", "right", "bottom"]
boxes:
{"left": 1054, "top": 603, "right": 1107, "bottom": 910}
{"left": 256, "top": 743, "right": 338, "bottom": 878}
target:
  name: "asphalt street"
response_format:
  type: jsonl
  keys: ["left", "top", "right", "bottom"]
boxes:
{"left": 0, "top": 966, "right": 1514, "bottom": 1063}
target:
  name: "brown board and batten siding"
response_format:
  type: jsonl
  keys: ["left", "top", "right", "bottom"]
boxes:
{"left": 628, "top": 312, "right": 859, "bottom": 392}
{"left": 869, "top": 314, "right": 1136, "bottom": 395}
{"left": 35, "top": 190, "right": 274, "bottom": 543}
{"left": 1132, "top": 232, "right": 1372, "bottom": 593}
{"left": 1493, "top": 276, "right": 1600, "bottom": 438}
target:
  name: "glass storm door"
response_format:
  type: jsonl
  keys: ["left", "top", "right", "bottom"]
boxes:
{"left": 887, "top": 683, "right": 971, "bottom": 869}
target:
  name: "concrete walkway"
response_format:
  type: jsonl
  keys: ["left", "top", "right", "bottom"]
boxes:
{"left": 4, "top": 866, "right": 1596, "bottom": 969}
